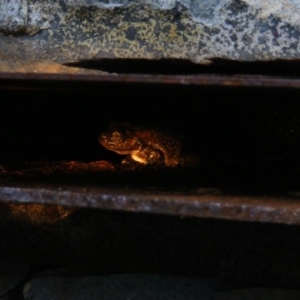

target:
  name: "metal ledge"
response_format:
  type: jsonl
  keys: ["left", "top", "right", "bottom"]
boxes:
{"left": 2, "top": 72, "right": 300, "bottom": 90}
{"left": 1, "top": 185, "right": 300, "bottom": 224}
{"left": 1, "top": 161, "right": 300, "bottom": 224}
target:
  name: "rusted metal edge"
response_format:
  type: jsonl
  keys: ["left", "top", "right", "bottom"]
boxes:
{"left": 1, "top": 186, "right": 300, "bottom": 224}
{"left": 1, "top": 72, "right": 300, "bottom": 89}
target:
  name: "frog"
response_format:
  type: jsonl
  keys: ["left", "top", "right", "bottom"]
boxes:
{"left": 98, "top": 122, "right": 183, "bottom": 167}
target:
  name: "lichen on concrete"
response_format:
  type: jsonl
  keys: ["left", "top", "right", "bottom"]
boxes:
{"left": 0, "top": 0, "right": 61, "bottom": 35}
{"left": 1, "top": 0, "right": 300, "bottom": 69}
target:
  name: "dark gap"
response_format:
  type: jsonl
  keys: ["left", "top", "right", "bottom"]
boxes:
{"left": 64, "top": 58, "right": 300, "bottom": 76}
{"left": 1, "top": 84, "right": 300, "bottom": 194}
{"left": 1, "top": 85, "right": 300, "bottom": 164}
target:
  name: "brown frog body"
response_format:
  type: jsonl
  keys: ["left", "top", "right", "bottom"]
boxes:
{"left": 99, "top": 122, "right": 183, "bottom": 167}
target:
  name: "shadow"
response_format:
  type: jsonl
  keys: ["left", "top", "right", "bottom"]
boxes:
{"left": 64, "top": 58, "right": 300, "bottom": 76}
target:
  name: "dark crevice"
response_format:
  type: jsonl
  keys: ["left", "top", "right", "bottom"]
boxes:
{"left": 64, "top": 58, "right": 300, "bottom": 76}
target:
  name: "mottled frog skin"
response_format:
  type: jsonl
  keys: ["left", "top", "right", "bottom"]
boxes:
{"left": 99, "top": 122, "right": 183, "bottom": 167}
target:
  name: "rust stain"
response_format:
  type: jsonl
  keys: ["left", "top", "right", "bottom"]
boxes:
{"left": 0, "top": 61, "right": 106, "bottom": 74}
{"left": 5, "top": 203, "right": 76, "bottom": 224}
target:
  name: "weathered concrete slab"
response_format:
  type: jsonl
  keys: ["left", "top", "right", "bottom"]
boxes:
{"left": 1, "top": 0, "right": 300, "bottom": 69}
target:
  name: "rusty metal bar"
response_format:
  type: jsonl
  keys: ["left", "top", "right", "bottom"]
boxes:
{"left": 0, "top": 184, "right": 300, "bottom": 225}
{"left": 1, "top": 72, "right": 300, "bottom": 90}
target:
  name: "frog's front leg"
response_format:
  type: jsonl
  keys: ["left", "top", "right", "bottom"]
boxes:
{"left": 121, "top": 156, "right": 140, "bottom": 165}
{"left": 131, "top": 147, "right": 164, "bottom": 165}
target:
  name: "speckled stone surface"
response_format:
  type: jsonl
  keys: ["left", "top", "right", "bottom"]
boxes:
{"left": 1, "top": 0, "right": 300, "bottom": 68}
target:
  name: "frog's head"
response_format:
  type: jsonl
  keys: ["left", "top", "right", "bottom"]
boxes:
{"left": 99, "top": 122, "right": 141, "bottom": 154}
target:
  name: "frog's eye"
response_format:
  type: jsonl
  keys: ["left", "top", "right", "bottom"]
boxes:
{"left": 111, "top": 131, "right": 123, "bottom": 142}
